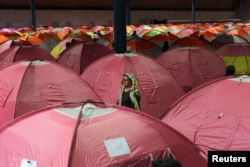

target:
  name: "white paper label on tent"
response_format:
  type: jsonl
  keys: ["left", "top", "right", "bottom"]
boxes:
{"left": 20, "top": 158, "right": 37, "bottom": 167}
{"left": 104, "top": 137, "right": 131, "bottom": 157}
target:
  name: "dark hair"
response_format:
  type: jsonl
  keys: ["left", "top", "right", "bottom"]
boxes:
{"left": 226, "top": 65, "right": 235, "bottom": 76}
{"left": 66, "top": 42, "right": 71, "bottom": 48}
{"left": 162, "top": 41, "right": 169, "bottom": 52}
{"left": 153, "top": 158, "right": 182, "bottom": 167}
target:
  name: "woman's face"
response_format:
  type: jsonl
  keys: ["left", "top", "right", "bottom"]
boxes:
{"left": 122, "top": 75, "right": 132, "bottom": 88}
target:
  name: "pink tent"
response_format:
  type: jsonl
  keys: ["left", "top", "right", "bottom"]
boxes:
{"left": 0, "top": 103, "right": 207, "bottom": 167}
{"left": 0, "top": 60, "right": 102, "bottom": 127}
{"left": 81, "top": 53, "right": 184, "bottom": 118}
{"left": 161, "top": 76, "right": 250, "bottom": 156}
{"left": 58, "top": 40, "right": 113, "bottom": 74}
{"left": 156, "top": 47, "right": 226, "bottom": 92}
{"left": 0, "top": 45, "right": 55, "bottom": 69}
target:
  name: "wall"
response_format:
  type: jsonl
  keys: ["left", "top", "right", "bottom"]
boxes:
{"left": 0, "top": 9, "right": 244, "bottom": 28}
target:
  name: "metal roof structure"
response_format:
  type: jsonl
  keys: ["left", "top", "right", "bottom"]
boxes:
{"left": 0, "top": 0, "right": 240, "bottom": 11}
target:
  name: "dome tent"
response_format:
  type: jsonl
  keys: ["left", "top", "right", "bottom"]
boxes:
{"left": 0, "top": 59, "right": 102, "bottom": 127}
{"left": 81, "top": 52, "right": 185, "bottom": 118}
{"left": 156, "top": 46, "right": 226, "bottom": 92}
{"left": 57, "top": 39, "right": 113, "bottom": 74}
{"left": 0, "top": 103, "right": 206, "bottom": 167}
{"left": 0, "top": 45, "right": 55, "bottom": 69}
{"left": 161, "top": 76, "right": 250, "bottom": 156}
{"left": 215, "top": 43, "right": 250, "bottom": 76}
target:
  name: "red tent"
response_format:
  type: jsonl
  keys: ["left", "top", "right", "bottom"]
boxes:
{"left": 107, "top": 37, "right": 163, "bottom": 58}
{"left": 126, "top": 38, "right": 162, "bottom": 58}
{"left": 0, "top": 103, "right": 207, "bottom": 167}
{"left": 0, "top": 40, "right": 29, "bottom": 54}
{"left": 161, "top": 76, "right": 250, "bottom": 156}
{"left": 0, "top": 45, "right": 55, "bottom": 69}
{"left": 170, "top": 36, "right": 215, "bottom": 51}
{"left": 156, "top": 47, "right": 226, "bottom": 92}
{"left": 0, "top": 60, "right": 102, "bottom": 127}
{"left": 146, "top": 31, "right": 179, "bottom": 48}
{"left": 80, "top": 53, "right": 184, "bottom": 118}
{"left": 58, "top": 40, "right": 113, "bottom": 74}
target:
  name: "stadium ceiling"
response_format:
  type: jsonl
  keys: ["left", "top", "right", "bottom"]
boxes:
{"left": 0, "top": 0, "right": 239, "bottom": 11}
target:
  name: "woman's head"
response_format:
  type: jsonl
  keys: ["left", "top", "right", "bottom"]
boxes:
{"left": 122, "top": 73, "right": 138, "bottom": 88}
{"left": 122, "top": 74, "right": 132, "bottom": 88}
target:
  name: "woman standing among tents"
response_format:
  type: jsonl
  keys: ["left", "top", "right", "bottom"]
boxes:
{"left": 117, "top": 73, "right": 141, "bottom": 110}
